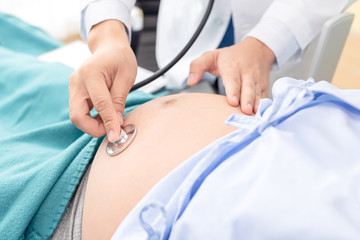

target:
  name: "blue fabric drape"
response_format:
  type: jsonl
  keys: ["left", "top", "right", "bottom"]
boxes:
{"left": 0, "top": 13, "right": 156, "bottom": 239}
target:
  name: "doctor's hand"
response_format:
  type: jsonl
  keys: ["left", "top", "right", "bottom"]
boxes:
{"left": 69, "top": 20, "right": 137, "bottom": 143}
{"left": 187, "top": 37, "right": 276, "bottom": 115}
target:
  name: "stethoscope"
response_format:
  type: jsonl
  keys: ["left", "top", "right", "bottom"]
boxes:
{"left": 107, "top": 0, "right": 215, "bottom": 156}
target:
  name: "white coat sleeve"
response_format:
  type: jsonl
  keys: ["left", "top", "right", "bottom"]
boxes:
{"left": 245, "top": 0, "right": 356, "bottom": 68}
{"left": 80, "top": 0, "right": 136, "bottom": 42}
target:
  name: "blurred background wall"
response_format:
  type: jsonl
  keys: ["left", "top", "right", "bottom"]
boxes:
{"left": 0, "top": 0, "right": 82, "bottom": 41}
{"left": 332, "top": 1, "right": 360, "bottom": 89}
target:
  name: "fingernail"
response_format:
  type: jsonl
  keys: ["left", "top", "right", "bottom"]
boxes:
{"left": 188, "top": 73, "right": 195, "bottom": 84}
{"left": 231, "top": 95, "right": 239, "bottom": 105}
{"left": 247, "top": 103, "right": 253, "bottom": 113}
{"left": 108, "top": 130, "right": 116, "bottom": 142}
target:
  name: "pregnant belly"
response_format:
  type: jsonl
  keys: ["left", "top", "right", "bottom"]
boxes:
{"left": 82, "top": 93, "right": 243, "bottom": 239}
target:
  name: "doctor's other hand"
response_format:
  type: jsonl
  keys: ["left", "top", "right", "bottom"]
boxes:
{"left": 69, "top": 20, "right": 137, "bottom": 143}
{"left": 188, "top": 37, "right": 275, "bottom": 115}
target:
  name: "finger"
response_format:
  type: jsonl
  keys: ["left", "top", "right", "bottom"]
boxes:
{"left": 254, "top": 85, "right": 262, "bottom": 114}
{"left": 86, "top": 78, "right": 120, "bottom": 143}
{"left": 240, "top": 73, "right": 256, "bottom": 115}
{"left": 110, "top": 76, "right": 134, "bottom": 126}
{"left": 261, "top": 82, "right": 270, "bottom": 98}
{"left": 188, "top": 51, "right": 218, "bottom": 86}
{"left": 221, "top": 68, "right": 241, "bottom": 107}
{"left": 69, "top": 80, "right": 106, "bottom": 138}
{"left": 254, "top": 94, "right": 261, "bottom": 114}
{"left": 254, "top": 79, "right": 269, "bottom": 113}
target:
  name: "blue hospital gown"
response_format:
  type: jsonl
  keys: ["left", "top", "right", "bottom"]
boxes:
{"left": 112, "top": 78, "right": 360, "bottom": 239}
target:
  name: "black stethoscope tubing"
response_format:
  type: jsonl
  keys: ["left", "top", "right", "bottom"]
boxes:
{"left": 130, "top": 0, "right": 215, "bottom": 92}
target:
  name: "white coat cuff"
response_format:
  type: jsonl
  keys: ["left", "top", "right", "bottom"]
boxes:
{"left": 245, "top": 17, "right": 301, "bottom": 69}
{"left": 81, "top": 0, "right": 132, "bottom": 42}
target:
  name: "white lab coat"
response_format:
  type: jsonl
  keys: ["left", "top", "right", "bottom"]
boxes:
{"left": 81, "top": 0, "right": 355, "bottom": 89}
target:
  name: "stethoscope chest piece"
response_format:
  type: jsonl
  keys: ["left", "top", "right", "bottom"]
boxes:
{"left": 106, "top": 124, "right": 137, "bottom": 156}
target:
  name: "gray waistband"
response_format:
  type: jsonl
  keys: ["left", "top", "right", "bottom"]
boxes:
{"left": 50, "top": 165, "right": 91, "bottom": 240}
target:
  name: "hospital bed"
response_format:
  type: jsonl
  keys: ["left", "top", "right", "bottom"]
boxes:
{"left": 269, "top": 12, "right": 355, "bottom": 86}
{"left": 1, "top": 11, "right": 360, "bottom": 239}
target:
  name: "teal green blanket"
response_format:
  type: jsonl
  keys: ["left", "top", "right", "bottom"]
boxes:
{"left": 0, "top": 13, "right": 156, "bottom": 239}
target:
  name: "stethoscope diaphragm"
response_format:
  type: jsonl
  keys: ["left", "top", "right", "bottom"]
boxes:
{"left": 106, "top": 124, "right": 137, "bottom": 156}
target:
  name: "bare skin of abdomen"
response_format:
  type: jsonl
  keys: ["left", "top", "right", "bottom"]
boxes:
{"left": 82, "top": 93, "right": 243, "bottom": 239}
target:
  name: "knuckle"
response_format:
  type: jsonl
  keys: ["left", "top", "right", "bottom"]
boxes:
{"left": 78, "top": 62, "right": 98, "bottom": 79}
{"left": 261, "top": 88, "right": 269, "bottom": 97}
{"left": 91, "top": 131, "right": 104, "bottom": 138}
{"left": 92, "top": 96, "right": 110, "bottom": 113}
{"left": 192, "top": 60, "right": 208, "bottom": 72}
{"left": 69, "top": 111, "right": 81, "bottom": 126}
{"left": 70, "top": 63, "right": 99, "bottom": 86}
{"left": 112, "top": 95, "right": 126, "bottom": 108}
{"left": 77, "top": 66, "right": 91, "bottom": 79}
{"left": 69, "top": 71, "right": 77, "bottom": 82}
{"left": 202, "top": 51, "right": 213, "bottom": 58}
{"left": 190, "top": 59, "right": 201, "bottom": 69}
{"left": 102, "top": 117, "right": 118, "bottom": 133}
{"left": 103, "top": 120, "right": 115, "bottom": 131}
{"left": 69, "top": 71, "right": 80, "bottom": 88}
{"left": 245, "top": 68, "right": 261, "bottom": 78}
{"left": 224, "top": 80, "right": 240, "bottom": 91}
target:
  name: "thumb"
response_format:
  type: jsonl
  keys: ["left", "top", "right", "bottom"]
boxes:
{"left": 188, "top": 51, "right": 218, "bottom": 86}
